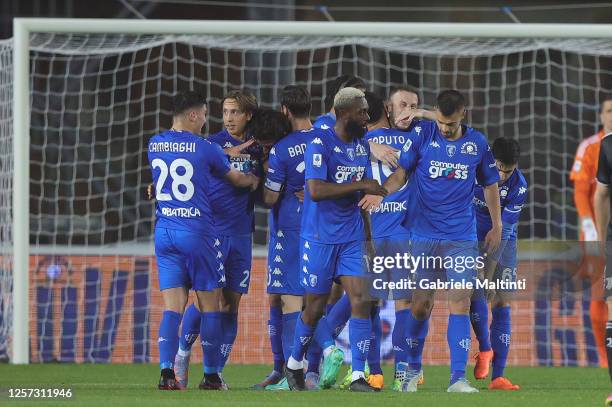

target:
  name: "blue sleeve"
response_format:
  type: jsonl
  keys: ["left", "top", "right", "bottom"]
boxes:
{"left": 476, "top": 142, "right": 500, "bottom": 187}
{"left": 397, "top": 130, "right": 421, "bottom": 172}
{"left": 264, "top": 147, "right": 287, "bottom": 192}
{"left": 207, "top": 142, "right": 231, "bottom": 178}
{"left": 305, "top": 137, "right": 328, "bottom": 181}
{"left": 501, "top": 180, "right": 528, "bottom": 225}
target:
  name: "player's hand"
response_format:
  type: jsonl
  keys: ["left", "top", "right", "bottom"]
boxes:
{"left": 247, "top": 174, "right": 261, "bottom": 192}
{"left": 581, "top": 217, "right": 598, "bottom": 241}
{"left": 146, "top": 183, "right": 154, "bottom": 200}
{"left": 359, "top": 179, "right": 388, "bottom": 197}
{"left": 368, "top": 141, "right": 399, "bottom": 169}
{"left": 294, "top": 189, "right": 305, "bottom": 203}
{"left": 394, "top": 109, "right": 420, "bottom": 129}
{"left": 359, "top": 194, "right": 383, "bottom": 211}
{"left": 225, "top": 139, "right": 255, "bottom": 157}
{"left": 484, "top": 225, "right": 502, "bottom": 255}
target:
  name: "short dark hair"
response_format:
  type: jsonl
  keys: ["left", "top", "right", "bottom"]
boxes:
{"left": 247, "top": 108, "right": 292, "bottom": 144}
{"left": 389, "top": 85, "right": 420, "bottom": 102}
{"left": 492, "top": 137, "right": 520, "bottom": 166}
{"left": 365, "top": 91, "right": 385, "bottom": 124}
{"left": 324, "top": 75, "right": 366, "bottom": 111}
{"left": 280, "top": 85, "right": 312, "bottom": 118}
{"left": 172, "top": 91, "right": 207, "bottom": 115}
{"left": 222, "top": 90, "right": 258, "bottom": 114}
{"left": 436, "top": 89, "right": 465, "bottom": 116}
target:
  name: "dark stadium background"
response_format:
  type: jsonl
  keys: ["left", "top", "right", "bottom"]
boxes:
{"left": 3, "top": 0, "right": 612, "bottom": 247}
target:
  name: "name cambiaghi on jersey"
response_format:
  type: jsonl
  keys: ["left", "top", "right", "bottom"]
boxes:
{"left": 148, "top": 91, "right": 258, "bottom": 391}
{"left": 470, "top": 137, "right": 526, "bottom": 391}
{"left": 381, "top": 90, "right": 502, "bottom": 393}
{"left": 171, "top": 90, "right": 262, "bottom": 391}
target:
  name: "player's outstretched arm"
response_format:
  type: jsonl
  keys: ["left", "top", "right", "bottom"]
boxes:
{"left": 225, "top": 169, "right": 260, "bottom": 191}
{"left": 307, "top": 178, "right": 387, "bottom": 202}
{"left": 483, "top": 182, "right": 502, "bottom": 253}
{"left": 381, "top": 166, "right": 407, "bottom": 196}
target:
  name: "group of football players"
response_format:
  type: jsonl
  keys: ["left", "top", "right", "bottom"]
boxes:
{"left": 147, "top": 75, "right": 527, "bottom": 393}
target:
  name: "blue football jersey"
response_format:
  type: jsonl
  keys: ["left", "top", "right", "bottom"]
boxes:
{"left": 313, "top": 112, "right": 336, "bottom": 130}
{"left": 301, "top": 129, "right": 372, "bottom": 244}
{"left": 398, "top": 121, "right": 499, "bottom": 240}
{"left": 148, "top": 130, "right": 231, "bottom": 234}
{"left": 364, "top": 126, "right": 415, "bottom": 239}
{"left": 474, "top": 168, "right": 528, "bottom": 241}
{"left": 265, "top": 127, "right": 325, "bottom": 232}
{"left": 207, "top": 129, "right": 262, "bottom": 235}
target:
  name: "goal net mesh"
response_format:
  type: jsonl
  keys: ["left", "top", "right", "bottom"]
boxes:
{"left": 1, "top": 32, "right": 610, "bottom": 365}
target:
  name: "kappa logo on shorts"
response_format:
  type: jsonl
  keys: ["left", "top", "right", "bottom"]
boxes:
{"left": 277, "top": 230, "right": 284, "bottom": 238}
{"left": 272, "top": 267, "right": 282, "bottom": 275}
{"left": 214, "top": 238, "right": 221, "bottom": 247}
{"left": 304, "top": 241, "right": 310, "bottom": 249}
{"left": 218, "top": 274, "right": 226, "bottom": 283}
{"left": 303, "top": 253, "right": 309, "bottom": 261}
{"left": 302, "top": 266, "right": 308, "bottom": 273}
{"left": 272, "top": 280, "right": 283, "bottom": 288}
{"left": 274, "top": 255, "right": 283, "bottom": 263}
{"left": 216, "top": 251, "right": 223, "bottom": 259}
{"left": 309, "top": 274, "right": 317, "bottom": 287}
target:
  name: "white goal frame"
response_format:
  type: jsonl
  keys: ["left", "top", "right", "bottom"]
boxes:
{"left": 11, "top": 18, "right": 612, "bottom": 364}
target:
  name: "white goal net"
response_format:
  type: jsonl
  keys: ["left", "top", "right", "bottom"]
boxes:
{"left": 1, "top": 22, "right": 611, "bottom": 366}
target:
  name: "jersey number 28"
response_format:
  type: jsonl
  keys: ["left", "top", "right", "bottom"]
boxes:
{"left": 151, "top": 158, "right": 194, "bottom": 202}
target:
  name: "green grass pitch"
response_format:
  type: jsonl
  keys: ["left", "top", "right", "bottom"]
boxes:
{"left": 0, "top": 363, "right": 608, "bottom": 406}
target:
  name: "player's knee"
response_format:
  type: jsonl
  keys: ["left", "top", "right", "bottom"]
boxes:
{"left": 347, "top": 290, "right": 370, "bottom": 315}
{"left": 412, "top": 300, "right": 432, "bottom": 320}
{"left": 448, "top": 298, "right": 470, "bottom": 315}
{"left": 269, "top": 294, "right": 282, "bottom": 308}
{"left": 302, "top": 306, "right": 324, "bottom": 325}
